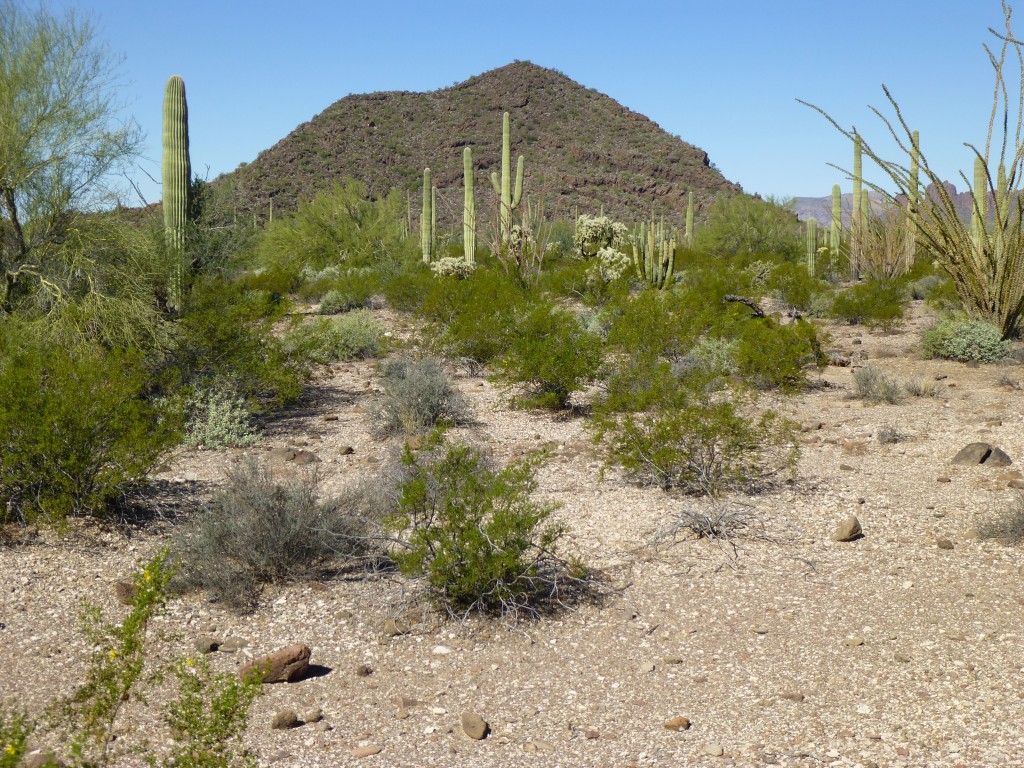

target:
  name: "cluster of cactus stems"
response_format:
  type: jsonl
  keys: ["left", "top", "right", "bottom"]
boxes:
{"left": 162, "top": 74, "right": 192, "bottom": 312}
{"left": 463, "top": 147, "right": 476, "bottom": 263}
{"left": 490, "top": 112, "right": 524, "bottom": 243}
{"left": 632, "top": 213, "right": 675, "bottom": 289}
{"left": 421, "top": 167, "right": 432, "bottom": 263}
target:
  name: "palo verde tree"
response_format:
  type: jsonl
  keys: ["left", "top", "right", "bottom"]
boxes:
{"left": 801, "top": 1, "right": 1024, "bottom": 338}
{"left": 0, "top": 1, "right": 142, "bottom": 315}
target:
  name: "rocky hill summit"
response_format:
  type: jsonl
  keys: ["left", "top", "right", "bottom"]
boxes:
{"left": 215, "top": 61, "right": 740, "bottom": 226}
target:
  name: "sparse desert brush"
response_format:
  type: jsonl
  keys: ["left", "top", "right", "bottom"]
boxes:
{"left": 372, "top": 356, "right": 470, "bottom": 436}
{"left": 851, "top": 365, "right": 904, "bottom": 404}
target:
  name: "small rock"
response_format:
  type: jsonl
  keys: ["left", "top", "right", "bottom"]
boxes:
{"left": 271, "top": 709, "right": 300, "bottom": 730}
{"left": 663, "top": 716, "right": 691, "bottom": 731}
{"left": 193, "top": 636, "right": 220, "bottom": 654}
{"left": 639, "top": 662, "right": 656, "bottom": 673}
{"left": 351, "top": 745, "right": 382, "bottom": 757}
{"left": 839, "top": 463, "right": 856, "bottom": 471}
{"left": 895, "top": 652, "right": 912, "bottom": 663}
{"left": 460, "top": 711, "right": 489, "bottom": 740}
{"left": 833, "top": 515, "right": 863, "bottom": 542}
{"left": 394, "top": 708, "right": 409, "bottom": 720}
{"left": 340, "top": 445, "right": 355, "bottom": 455}
{"left": 780, "top": 692, "right": 805, "bottom": 702}
{"left": 846, "top": 637, "right": 865, "bottom": 647}
{"left": 292, "top": 449, "right": 319, "bottom": 465}
{"left": 355, "top": 663, "right": 373, "bottom": 677}
{"left": 936, "top": 476, "right": 952, "bottom": 483}
{"left": 432, "top": 645, "right": 453, "bottom": 655}
{"left": 239, "top": 643, "right": 311, "bottom": 683}
{"left": 585, "top": 729, "right": 600, "bottom": 739}
{"left": 113, "top": 581, "right": 135, "bottom": 606}
{"left": 952, "top": 442, "right": 1013, "bottom": 466}
{"left": 22, "top": 750, "right": 64, "bottom": 768}
{"left": 301, "top": 708, "right": 323, "bottom": 724}
{"left": 383, "top": 618, "right": 409, "bottom": 637}
{"left": 268, "top": 447, "right": 297, "bottom": 462}
{"left": 218, "top": 636, "right": 249, "bottom": 653}
{"left": 937, "top": 538, "right": 955, "bottom": 550}
{"left": 323, "top": 414, "right": 339, "bottom": 421}
{"left": 704, "top": 742, "right": 725, "bottom": 757}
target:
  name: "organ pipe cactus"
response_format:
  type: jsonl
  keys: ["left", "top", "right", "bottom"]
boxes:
{"left": 490, "top": 111, "right": 524, "bottom": 243}
{"left": 463, "top": 147, "right": 476, "bottom": 264}
{"left": 162, "top": 74, "right": 192, "bottom": 312}
{"left": 632, "top": 213, "right": 675, "bottom": 289}
{"left": 685, "top": 190, "right": 695, "bottom": 247}
{"left": 421, "top": 167, "right": 432, "bottom": 263}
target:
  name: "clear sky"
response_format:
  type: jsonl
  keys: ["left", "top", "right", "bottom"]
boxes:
{"left": 49, "top": 0, "right": 1015, "bottom": 206}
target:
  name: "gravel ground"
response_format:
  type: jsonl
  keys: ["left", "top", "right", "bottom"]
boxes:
{"left": 3, "top": 302, "right": 1024, "bottom": 768}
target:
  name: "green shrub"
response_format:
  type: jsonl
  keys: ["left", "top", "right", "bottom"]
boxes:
{"left": 372, "top": 357, "right": 470, "bottom": 436}
{"left": 831, "top": 279, "right": 906, "bottom": 328}
{"left": 0, "top": 334, "right": 180, "bottom": 525}
{"left": 315, "top": 269, "right": 379, "bottom": 313}
{"left": 852, "top": 365, "right": 904, "bottom": 404}
{"left": 596, "top": 400, "right": 798, "bottom": 497}
{"left": 693, "top": 194, "right": 803, "bottom": 260}
{"left": 159, "top": 655, "right": 262, "bottom": 768}
{"left": 0, "top": 708, "right": 31, "bottom": 768}
{"left": 921, "top": 317, "right": 1010, "bottom": 362}
{"left": 385, "top": 436, "right": 583, "bottom": 618}
{"left": 170, "top": 277, "right": 303, "bottom": 409}
{"left": 179, "top": 388, "right": 259, "bottom": 449}
{"left": 172, "top": 459, "right": 372, "bottom": 612}
{"left": 494, "top": 302, "right": 604, "bottom": 409}
{"left": 766, "top": 261, "right": 834, "bottom": 315}
{"left": 728, "top": 317, "right": 826, "bottom": 392}
{"left": 281, "top": 311, "right": 384, "bottom": 367}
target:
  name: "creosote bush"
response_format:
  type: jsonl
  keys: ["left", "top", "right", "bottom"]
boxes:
{"left": 921, "top": 317, "right": 1010, "bottom": 363}
{"left": 372, "top": 356, "right": 470, "bottom": 436}
{"left": 281, "top": 310, "right": 384, "bottom": 367}
{"left": 830, "top": 279, "right": 905, "bottom": 329}
{"left": 385, "top": 433, "right": 587, "bottom": 619}
{"left": 596, "top": 399, "right": 798, "bottom": 497}
{"left": 173, "top": 459, "right": 373, "bottom": 612}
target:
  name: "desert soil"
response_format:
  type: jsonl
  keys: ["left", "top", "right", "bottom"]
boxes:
{"left": 3, "top": 300, "right": 1024, "bottom": 768}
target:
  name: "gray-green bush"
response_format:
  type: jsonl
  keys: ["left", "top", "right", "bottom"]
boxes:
{"left": 921, "top": 317, "right": 1010, "bottom": 363}
{"left": 852, "top": 365, "right": 904, "bottom": 404}
{"left": 372, "top": 357, "right": 470, "bottom": 436}
{"left": 282, "top": 311, "right": 384, "bottom": 367}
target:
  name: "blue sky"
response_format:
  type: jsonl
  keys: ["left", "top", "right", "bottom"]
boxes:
{"left": 52, "top": 0, "right": 1014, "bottom": 206}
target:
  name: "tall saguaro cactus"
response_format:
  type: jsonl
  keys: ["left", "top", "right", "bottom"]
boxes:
{"left": 421, "top": 167, "right": 432, "bottom": 263}
{"left": 162, "top": 74, "right": 192, "bottom": 311}
{"left": 806, "top": 217, "right": 818, "bottom": 275}
{"left": 830, "top": 184, "right": 842, "bottom": 258}
{"left": 490, "top": 111, "right": 524, "bottom": 243}
{"left": 463, "top": 147, "right": 476, "bottom": 264}
{"left": 685, "top": 190, "right": 695, "bottom": 247}
{"left": 851, "top": 133, "right": 863, "bottom": 279}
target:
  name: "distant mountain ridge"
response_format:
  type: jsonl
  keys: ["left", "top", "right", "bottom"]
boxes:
{"left": 213, "top": 61, "right": 741, "bottom": 227}
{"left": 791, "top": 182, "right": 978, "bottom": 226}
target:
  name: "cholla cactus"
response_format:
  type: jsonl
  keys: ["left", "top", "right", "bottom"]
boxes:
{"left": 574, "top": 214, "right": 628, "bottom": 259}
{"left": 587, "top": 246, "right": 632, "bottom": 283}
{"left": 430, "top": 256, "right": 476, "bottom": 279}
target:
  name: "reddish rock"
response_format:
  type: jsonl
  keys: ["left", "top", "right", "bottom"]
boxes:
{"left": 239, "top": 643, "right": 311, "bottom": 683}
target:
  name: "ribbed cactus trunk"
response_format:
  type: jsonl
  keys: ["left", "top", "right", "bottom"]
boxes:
{"left": 685, "top": 190, "right": 695, "bottom": 247}
{"left": 463, "top": 147, "right": 476, "bottom": 264}
{"left": 806, "top": 217, "right": 818, "bottom": 275}
{"left": 972, "top": 155, "right": 987, "bottom": 259}
{"left": 162, "top": 75, "right": 192, "bottom": 312}
{"left": 830, "top": 184, "right": 841, "bottom": 258}
{"left": 851, "top": 134, "right": 862, "bottom": 280}
{"left": 421, "top": 167, "right": 432, "bottom": 263}
{"left": 490, "top": 111, "right": 524, "bottom": 244}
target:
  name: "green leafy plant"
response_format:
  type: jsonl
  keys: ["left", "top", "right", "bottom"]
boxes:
{"left": 0, "top": 709, "right": 31, "bottom": 768}
{"left": 372, "top": 356, "right": 470, "bottom": 436}
{"left": 155, "top": 655, "right": 262, "bottom": 768}
{"left": 172, "top": 458, "right": 372, "bottom": 612}
{"left": 385, "top": 434, "right": 585, "bottom": 618}
{"left": 282, "top": 310, "right": 384, "bottom": 367}
{"left": 178, "top": 387, "right": 259, "bottom": 450}
{"left": 494, "top": 301, "right": 603, "bottom": 409}
{"left": 53, "top": 550, "right": 175, "bottom": 765}
{"left": 0, "top": 331, "right": 180, "bottom": 525}
{"left": 596, "top": 399, "right": 798, "bottom": 497}
{"left": 830, "top": 279, "right": 905, "bottom": 329}
{"left": 921, "top": 317, "right": 1010, "bottom": 362}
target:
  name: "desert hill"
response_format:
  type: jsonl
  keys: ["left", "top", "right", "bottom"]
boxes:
{"left": 214, "top": 61, "right": 741, "bottom": 227}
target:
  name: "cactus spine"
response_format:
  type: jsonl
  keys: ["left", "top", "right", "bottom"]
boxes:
{"left": 490, "top": 111, "right": 524, "bottom": 243}
{"left": 463, "top": 147, "right": 476, "bottom": 264}
{"left": 162, "top": 74, "right": 192, "bottom": 312}
{"left": 421, "top": 167, "right": 432, "bottom": 263}
{"left": 851, "top": 133, "right": 862, "bottom": 279}
{"left": 806, "top": 217, "right": 818, "bottom": 275}
{"left": 830, "top": 184, "right": 841, "bottom": 257}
